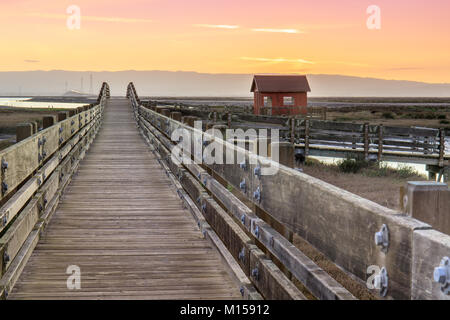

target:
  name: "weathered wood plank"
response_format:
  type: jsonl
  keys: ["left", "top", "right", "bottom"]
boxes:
{"left": 412, "top": 229, "right": 450, "bottom": 300}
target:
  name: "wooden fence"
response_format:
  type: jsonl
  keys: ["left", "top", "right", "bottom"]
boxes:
{"left": 143, "top": 101, "right": 448, "bottom": 168}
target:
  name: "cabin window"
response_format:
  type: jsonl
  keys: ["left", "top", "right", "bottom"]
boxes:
{"left": 263, "top": 96, "right": 272, "bottom": 107}
{"left": 283, "top": 96, "right": 294, "bottom": 105}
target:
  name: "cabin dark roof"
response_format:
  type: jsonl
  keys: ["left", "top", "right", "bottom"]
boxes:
{"left": 250, "top": 75, "right": 311, "bottom": 93}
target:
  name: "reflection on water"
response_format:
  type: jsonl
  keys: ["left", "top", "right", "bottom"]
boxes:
{"left": 0, "top": 97, "right": 85, "bottom": 109}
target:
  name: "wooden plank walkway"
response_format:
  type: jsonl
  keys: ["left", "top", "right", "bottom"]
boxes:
{"left": 9, "top": 98, "right": 241, "bottom": 300}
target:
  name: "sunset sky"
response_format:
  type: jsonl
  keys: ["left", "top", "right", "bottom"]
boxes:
{"left": 1, "top": 0, "right": 449, "bottom": 83}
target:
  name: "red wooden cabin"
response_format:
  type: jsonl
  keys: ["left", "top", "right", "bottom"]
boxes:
{"left": 251, "top": 75, "right": 311, "bottom": 116}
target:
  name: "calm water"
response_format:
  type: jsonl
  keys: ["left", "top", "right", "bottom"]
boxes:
{"left": 0, "top": 97, "right": 85, "bottom": 109}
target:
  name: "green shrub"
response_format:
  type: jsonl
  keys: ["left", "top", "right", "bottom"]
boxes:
{"left": 437, "top": 114, "right": 447, "bottom": 120}
{"left": 439, "top": 120, "right": 450, "bottom": 125}
{"left": 338, "top": 156, "right": 370, "bottom": 173}
{"left": 382, "top": 112, "right": 395, "bottom": 119}
{"left": 396, "top": 165, "right": 418, "bottom": 179}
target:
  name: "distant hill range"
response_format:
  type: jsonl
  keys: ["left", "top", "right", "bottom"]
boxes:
{"left": 0, "top": 71, "right": 449, "bottom": 97}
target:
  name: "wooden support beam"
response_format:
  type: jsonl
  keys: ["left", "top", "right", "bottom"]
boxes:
{"left": 57, "top": 112, "right": 68, "bottom": 122}
{"left": 15, "top": 123, "right": 33, "bottom": 143}
{"left": 412, "top": 229, "right": 450, "bottom": 300}
{"left": 171, "top": 112, "right": 182, "bottom": 121}
{"left": 42, "top": 116, "right": 56, "bottom": 129}
{"left": 269, "top": 142, "right": 295, "bottom": 168}
{"left": 403, "top": 181, "right": 450, "bottom": 235}
{"left": 29, "top": 122, "right": 38, "bottom": 134}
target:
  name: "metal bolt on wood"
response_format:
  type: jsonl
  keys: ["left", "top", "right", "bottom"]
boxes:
{"left": 2, "top": 181, "right": 8, "bottom": 194}
{"left": 374, "top": 267, "right": 389, "bottom": 297}
{"left": 251, "top": 268, "right": 259, "bottom": 280}
{"left": 1, "top": 159, "right": 8, "bottom": 171}
{"left": 253, "top": 187, "right": 261, "bottom": 202}
{"left": 434, "top": 257, "right": 450, "bottom": 295}
{"left": 254, "top": 166, "right": 261, "bottom": 178}
{"left": 239, "top": 179, "right": 246, "bottom": 192}
{"left": 374, "top": 224, "right": 389, "bottom": 253}
{"left": 238, "top": 248, "right": 245, "bottom": 262}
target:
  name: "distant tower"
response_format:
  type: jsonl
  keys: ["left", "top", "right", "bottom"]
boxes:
{"left": 89, "top": 74, "right": 93, "bottom": 95}
{"left": 81, "top": 77, "right": 84, "bottom": 93}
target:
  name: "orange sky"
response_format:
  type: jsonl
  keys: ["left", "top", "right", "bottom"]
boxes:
{"left": 1, "top": 0, "right": 449, "bottom": 83}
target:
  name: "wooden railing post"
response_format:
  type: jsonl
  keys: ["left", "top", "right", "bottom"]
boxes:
{"left": 403, "top": 181, "right": 450, "bottom": 235}
{"left": 57, "top": 112, "right": 68, "bottom": 122}
{"left": 378, "top": 124, "right": 383, "bottom": 162}
{"left": 289, "top": 118, "right": 295, "bottom": 144}
{"left": 364, "top": 123, "right": 369, "bottom": 161}
{"left": 16, "top": 123, "right": 33, "bottom": 143}
{"left": 304, "top": 119, "right": 310, "bottom": 157}
{"left": 269, "top": 141, "right": 295, "bottom": 169}
{"left": 439, "top": 128, "right": 445, "bottom": 168}
{"left": 170, "top": 112, "right": 182, "bottom": 122}
{"left": 42, "top": 116, "right": 56, "bottom": 129}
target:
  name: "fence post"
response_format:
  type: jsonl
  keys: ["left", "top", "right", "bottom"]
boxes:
{"left": 269, "top": 141, "right": 295, "bottom": 168}
{"left": 16, "top": 123, "right": 33, "bottom": 142}
{"left": 289, "top": 118, "right": 295, "bottom": 144}
{"left": 439, "top": 128, "right": 445, "bottom": 168}
{"left": 171, "top": 112, "right": 182, "bottom": 122}
{"left": 57, "top": 112, "right": 68, "bottom": 122}
{"left": 378, "top": 124, "right": 383, "bottom": 162}
{"left": 43, "top": 116, "right": 56, "bottom": 129}
{"left": 364, "top": 123, "right": 369, "bottom": 161}
{"left": 304, "top": 119, "right": 310, "bottom": 157}
{"left": 403, "top": 181, "right": 450, "bottom": 235}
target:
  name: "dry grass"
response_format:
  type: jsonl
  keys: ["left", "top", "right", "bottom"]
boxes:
{"left": 299, "top": 158, "right": 426, "bottom": 210}
{"left": 327, "top": 109, "right": 450, "bottom": 129}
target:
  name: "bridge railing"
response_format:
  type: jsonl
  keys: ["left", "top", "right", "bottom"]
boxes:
{"left": 0, "top": 83, "right": 109, "bottom": 298}
{"left": 142, "top": 102, "right": 448, "bottom": 168}
{"left": 128, "top": 82, "right": 450, "bottom": 300}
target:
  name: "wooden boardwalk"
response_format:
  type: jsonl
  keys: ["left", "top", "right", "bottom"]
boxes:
{"left": 9, "top": 99, "right": 241, "bottom": 300}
